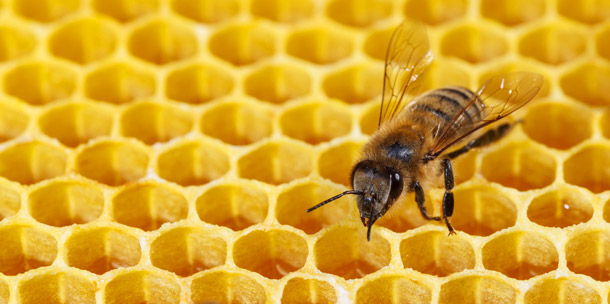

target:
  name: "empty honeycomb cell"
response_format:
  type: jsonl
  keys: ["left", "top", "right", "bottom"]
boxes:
{"left": 481, "top": 142, "right": 556, "bottom": 191}
{"left": 480, "top": 0, "right": 545, "bottom": 26}
{"left": 3, "top": 61, "right": 76, "bottom": 105}
{"left": 404, "top": 0, "right": 467, "bottom": 25}
{"left": 0, "top": 182, "right": 19, "bottom": 220}
{"left": 156, "top": 140, "right": 230, "bottom": 186}
{"left": 323, "top": 64, "right": 383, "bottom": 104}
{"left": 251, "top": 0, "right": 314, "bottom": 23}
{"left": 522, "top": 102, "right": 592, "bottom": 150}
{"left": 439, "top": 276, "right": 516, "bottom": 304}
{"left": 84, "top": 62, "right": 156, "bottom": 104}
{"left": 452, "top": 185, "right": 517, "bottom": 236}
{"left": 363, "top": 27, "right": 393, "bottom": 61}
{"left": 564, "top": 144, "right": 610, "bottom": 193}
{"left": 279, "top": 101, "right": 351, "bottom": 145}
{"left": 233, "top": 229, "right": 308, "bottom": 279}
{"left": 104, "top": 271, "right": 180, "bottom": 304}
{"left": 18, "top": 271, "right": 95, "bottom": 304}
{"left": 440, "top": 24, "right": 508, "bottom": 64}
{"left": 65, "top": 226, "right": 140, "bottom": 274}
{"left": 120, "top": 101, "right": 193, "bottom": 145}
{"left": 355, "top": 275, "right": 431, "bottom": 304}
{"left": 237, "top": 141, "right": 313, "bottom": 185}
{"left": 112, "top": 183, "right": 188, "bottom": 231}
{"left": 0, "top": 225, "right": 57, "bottom": 275}
{"left": 28, "top": 180, "right": 104, "bottom": 227}
{"left": 92, "top": 0, "right": 159, "bottom": 22}
{"left": 286, "top": 27, "right": 353, "bottom": 65}
{"left": 598, "top": 26, "right": 610, "bottom": 61}
{"left": 208, "top": 24, "right": 276, "bottom": 66}
{"left": 528, "top": 187, "right": 593, "bottom": 228}
{"left": 519, "top": 23, "right": 587, "bottom": 65}
{"left": 150, "top": 226, "right": 226, "bottom": 276}
{"left": 566, "top": 230, "right": 610, "bottom": 281}
{"left": 75, "top": 140, "right": 149, "bottom": 186}
{"left": 200, "top": 101, "right": 273, "bottom": 145}
{"left": 0, "top": 141, "right": 67, "bottom": 185}
{"left": 326, "top": 0, "right": 392, "bottom": 27}
{"left": 0, "top": 25, "right": 35, "bottom": 62}
{"left": 0, "top": 100, "right": 28, "bottom": 143}
{"left": 38, "top": 101, "right": 114, "bottom": 147}
{"left": 13, "top": 0, "right": 79, "bottom": 23}
{"left": 191, "top": 270, "right": 266, "bottom": 304}
{"left": 244, "top": 64, "right": 311, "bottom": 104}
{"left": 524, "top": 278, "right": 601, "bottom": 304}
{"left": 603, "top": 109, "right": 610, "bottom": 139}
{"left": 196, "top": 183, "right": 268, "bottom": 231}
{"left": 375, "top": 193, "right": 428, "bottom": 233}
{"left": 558, "top": 0, "right": 610, "bottom": 24}
{"left": 314, "top": 225, "right": 391, "bottom": 279}
{"left": 482, "top": 231, "right": 559, "bottom": 280}
{"left": 171, "top": 0, "right": 239, "bottom": 23}
{"left": 278, "top": 181, "right": 351, "bottom": 234}
{"left": 165, "top": 63, "right": 234, "bottom": 104}
{"left": 281, "top": 277, "right": 337, "bottom": 304}
{"left": 48, "top": 18, "right": 117, "bottom": 64}
{"left": 561, "top": 63, "right": 610, "bottom": 106}
{"left": 127, "top": 20, "right": 197, "bottom": 65}
{"left": 400, "top": 231, "right": 475, "bottom": 277}
{"left": 318, "top": 140, "right": 364, "bottom": 186}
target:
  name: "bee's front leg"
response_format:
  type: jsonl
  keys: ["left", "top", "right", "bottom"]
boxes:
{"left": 412, "top": 181, "right": 441, "bottom": 221}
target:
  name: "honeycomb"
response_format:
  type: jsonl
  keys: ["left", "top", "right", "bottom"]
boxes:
{"left": 0, "top": 0, "right": 609, "bottom": 303}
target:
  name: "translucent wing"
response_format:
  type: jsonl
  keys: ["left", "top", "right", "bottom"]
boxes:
{"left": 378, "top": 21, "right": 433, "bottom": 128}
{"left": 426, "top": 72, "right": 544, "bottom": 159}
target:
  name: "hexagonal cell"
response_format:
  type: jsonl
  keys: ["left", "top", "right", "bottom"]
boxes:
{"left": 104, "top": 271, "right": 180, "bottom": 304}
{"left": 452, "top": 185, "right": 517, "bottom": 236}
{"left": 200, "top": 101, "right": 273, "bottom": 146}
{"left": 481, "top": 142, "right": 556, "bottom": 191}
{"left": 112, "top": 183, "right": 188, "bottom": 231}
{"left": 558, "top": 0, "right": 610, "bottom": 25}
{"left": 561, "top": 63, "right": 610, "bottom": 106}
{"left": 564, "top": 144, "right": 610, "bottom": 193}
{"left": 281, "top": 277, "right": 337, "bottom": 304}
{"left": 150, "top": 226, "right": 226, "bottom": 276}
{"left": 65, "top": 226, "right": 141, "bottom": 274}
{"left": 233, "top": 229, "right": 308, "bottom": 279}
{"left": 286, "top": 27, "right": 352, "bottom": 64}
{"left": 120, "top": 101, "right": 193, "bottom": 145}
{"left": 156, "top": 139, "right": 230, "bottom": 186}
{"left": 48, "top": 18, "right": 117, "bottom": 64}
{"left": 237, "top": 141, "right": 313, "bottom": 185}
{"left": 318, "top": 140, "right": 363, "bottom": 186}
{"left": 171, "top": 0, "right": 239, "bottom": 23}
{"left": 244, "top": 64, "right": 311, "bottom": 104}
{"left": 528, "top": 187, "right": 593, "bottom": 228}
{"left": 525, "top": 278, "right": 601, "bottom": 304}
{"left": 440, "top": 24, "right": 508, "bottom": 64}
{"left": 375, "top": 193, "right": 428, "bottom": 233}
{"left": 28, "top": 180, "right": 104, "bottom": 227}
{"left": 191, "top": 270, "right": 266, "bottom": 304}
{"left": 404, "top": 0, "right": 467, "bottom": 25}
{"left": 0, "top": 25, "right": 36, "bottom": 62}
{"left": 13, "top": 0, "right": 79, "bottom": 22}
{"left": 519, "top": 23, "right": 587, "bottom": 65}
{"left": 280, "top": 101, "right": 351, "bottom": 145}
{"left": 363, "top": 26, "right": 394, "bottom": 61}
{"left": 165, "top": 63, "right": 234, "bottom": 104}
{"left": 355, "top": 275, "right": 431, "bottom": 304}
{"left": 0, "top": 182, "right": 20, "bottom": 220}
{"left": 4, "top": 61, "right": 76, "bottom": 105}
{"left": 0, "top": 100, "right": 29, "bottom": 143}
{"left": 314, "top": 224, "right": 391, "bottom": 279}
{"left": 481, "top": 0, "right": 545, "bottom": 26}
{"left": 0, "top": 225, "right": 57, "bottom": 275}
{"left": 18, "top": 271, "right": 95, "bottom": 304}
{"left": 323, "top": 64, "right": 383, "bottom": 104}
{"left": 522, "top": 102, "right": 593, "bottom": 150}
{"left": 597, "top": 25, "right": 610, "bottom": 61}
{"left": 602, "top": 109, "right": 610, "bottom": 140}
{"left": 38, "top": 101, "right": 114, "bottom": 147}
{"left": 566, "top": 230, "right": 610, "bottom": 281}
{"left": 84, "top": 62, "right": 156, "bottom": 104}
{"left": 127, "top": 19, "right": 197, "bottom": 65}
{"left": 74, "top": 140, "right": 149, "bottom": 186}
{"left": 251, "top": 0, "right": 313, "bottom": 23}
{"left": 400, "top": 231, "right": 475, "bottom": 276}
{"left": 0, "top": 141, "right": 67, "bottom": 185}
{"left": 326, "top": 0, "right": 392, "bottom": 27}
{"left": 208, "top": 24, "right": 276, "bottom": 66}
{"left": 196, "top": 183, "right": 268, "bottom": 231}
{"left": 439, "top": 276, "right": 516, "bottom": 304}
{"left": 92, "top": 0, "right": 159, "bottom": 22}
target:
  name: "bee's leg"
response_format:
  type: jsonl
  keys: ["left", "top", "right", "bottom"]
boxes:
{"left": 446, "top": 122, "right": 515, "bottom": 159}
{"left": 412, "top": 181, "right": 441, "bottom": 221}
{"left": 442, "top": 158, "right": 456, "bottom": 235}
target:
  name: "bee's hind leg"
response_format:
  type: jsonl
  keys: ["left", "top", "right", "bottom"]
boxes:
{"left": 445, "top": 122, "right": 515, "bottom": 159}
{"left": 412, "top": 181, "right": 441, "bottom": 221}
{"left": 442, "top": 158, "right": 456, "bottom": 235}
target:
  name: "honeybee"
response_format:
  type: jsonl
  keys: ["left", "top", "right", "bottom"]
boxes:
{"left": 307, "top": 21, "right": 543, "bottom": 240}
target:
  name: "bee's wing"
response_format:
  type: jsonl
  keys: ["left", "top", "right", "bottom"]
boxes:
{"left": 378, "top": 21, "right": 433, "bottom": 128}
{"left": 427, "top": 72, "right": 544, "bottom": 158}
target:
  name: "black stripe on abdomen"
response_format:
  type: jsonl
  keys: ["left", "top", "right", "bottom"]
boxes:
{"left": 412, "top": 103, "right": 452, "bottom": 122}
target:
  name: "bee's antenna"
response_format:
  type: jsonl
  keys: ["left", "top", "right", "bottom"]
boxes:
{"left": 306, "top": 190, "right": 363, "bottom": 212}
{"left": 367, "top": 201, "right": 375, "bottom": 241}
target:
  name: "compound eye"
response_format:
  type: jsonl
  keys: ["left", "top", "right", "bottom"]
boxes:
{"left": 388, "top": 172, "right": 403, "bottom": 201}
